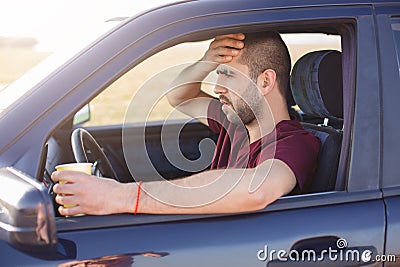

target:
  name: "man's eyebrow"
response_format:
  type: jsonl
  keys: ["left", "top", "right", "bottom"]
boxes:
{"left": 216, "top": 66, "right": 236, "bottom": 76}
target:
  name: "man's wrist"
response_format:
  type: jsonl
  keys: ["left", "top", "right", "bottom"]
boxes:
{"left": 194, "top": 59, "right": 218, "bottom": 74}
{"left": 117, "top": 182, "right": 138, "bottom": 214}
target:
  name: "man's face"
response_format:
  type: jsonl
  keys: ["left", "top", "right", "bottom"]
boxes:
{"left": 214, "top": 61, "right": 262, "bottom": 125}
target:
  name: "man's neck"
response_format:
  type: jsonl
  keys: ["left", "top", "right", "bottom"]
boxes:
{"left": 246, "top": 102, "right": 290, "bottom": 144}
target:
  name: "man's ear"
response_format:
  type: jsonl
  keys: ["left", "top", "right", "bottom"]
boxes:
{"left": 257, "top": 69, "right": 276, "bottom": 96}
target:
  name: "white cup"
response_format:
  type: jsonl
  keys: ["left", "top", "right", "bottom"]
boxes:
{"left": 55, "top": 162, "right": 93, "bottom": 216}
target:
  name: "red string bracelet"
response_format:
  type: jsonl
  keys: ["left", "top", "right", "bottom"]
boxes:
{"left": 134, "top": 181, "right": 142, "bottom": 215}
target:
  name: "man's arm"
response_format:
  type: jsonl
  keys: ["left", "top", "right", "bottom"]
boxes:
{"left": 51, "top": 159, "right": 296, "bottom": 216}
{"left": 166, "top": 33, "right": 245, "bottom": 125}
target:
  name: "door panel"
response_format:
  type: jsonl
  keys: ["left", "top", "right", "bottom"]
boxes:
{"left": 0, "top": 197, "right": 385, "bottom": 266}
{"left": 383, "top": 195, "right": 400, "bottom": 266}
{"left": 59, "top": 199, "right": 384, "bottom": 267}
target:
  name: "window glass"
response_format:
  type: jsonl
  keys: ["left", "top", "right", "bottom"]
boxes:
{"left": 84, "top": 33, "right": 341, "bottom": 127}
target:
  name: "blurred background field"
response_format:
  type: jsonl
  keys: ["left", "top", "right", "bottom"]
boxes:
{"left": 0, "top": 47, "right": 50, "bottom": 87}
{"left": 88, "top": 37, "right": 341, "bottom": 126}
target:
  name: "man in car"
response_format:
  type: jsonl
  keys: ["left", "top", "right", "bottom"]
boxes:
{"left": 52, "top": 32, "right": 320, "bottom": 216}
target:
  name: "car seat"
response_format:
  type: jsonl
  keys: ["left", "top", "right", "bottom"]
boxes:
{"left": 290, "top": 50, "right": 343, "bottom": 193}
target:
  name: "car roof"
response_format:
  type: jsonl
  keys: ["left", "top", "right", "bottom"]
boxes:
{"left": 134, "top": 0, "right": 398, "bottom": 25}
{"left": 162, "top": 0, "right": 397, "bottom": 10}
{"left": 191, "top": 0, "right": 397, "bottom": 6}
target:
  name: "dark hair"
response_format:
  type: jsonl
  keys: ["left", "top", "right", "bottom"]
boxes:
{"left": 237, "top": 31, "right": 291, "bottom": 97}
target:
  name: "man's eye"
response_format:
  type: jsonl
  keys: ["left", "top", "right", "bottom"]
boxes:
{"left": 221, "top": 73, "right": 233, "bottom": 78}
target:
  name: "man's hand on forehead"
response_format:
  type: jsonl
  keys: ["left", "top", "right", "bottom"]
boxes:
{"left": 214, "top": 33, "right": 245, "bottom": 40}
{"left": 202, "top": 33, "right": 245, "bottom": 64}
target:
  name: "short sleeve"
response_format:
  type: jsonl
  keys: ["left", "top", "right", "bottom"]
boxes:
{"left": 273, "top": 132, "right": 320, "bottom": 191}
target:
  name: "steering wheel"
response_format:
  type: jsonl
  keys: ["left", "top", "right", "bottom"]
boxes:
{"left": 71, "top": 128, "right": 119, "bottom": 181}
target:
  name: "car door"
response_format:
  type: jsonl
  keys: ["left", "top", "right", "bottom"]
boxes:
{"left": 375, "top": 4, "right": 400, "bottom": 266}
{"left": 0, "top": 1, "right": 387, "bottom": 266}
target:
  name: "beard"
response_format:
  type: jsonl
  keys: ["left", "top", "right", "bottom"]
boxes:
{"left": 234, "top": 98, "right": 256, "bottom": 125}
{"left": 219, "top": 83, "right": 261, "bottom": 126}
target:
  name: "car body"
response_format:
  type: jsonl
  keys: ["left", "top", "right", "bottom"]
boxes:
{"left": 0, "top": 0, "right": 400, "bottom": 266}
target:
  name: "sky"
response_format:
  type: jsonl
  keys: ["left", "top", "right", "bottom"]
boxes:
{"left": 0, "top": 0, "right": 177, "bottom": 52}
{"left": 0, "top": 0, "right": 341, "bottom": 52}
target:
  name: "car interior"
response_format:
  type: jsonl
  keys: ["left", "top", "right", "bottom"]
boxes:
{"left": 39, "top": 24, "right": 350, "bottom": 217}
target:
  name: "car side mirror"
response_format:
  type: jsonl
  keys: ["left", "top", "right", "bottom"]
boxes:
{"left": 73, "top": 104, "right": 91, "bottom": 126}
{"left": 0, "top": 167, "right": 57, "bottom": 255}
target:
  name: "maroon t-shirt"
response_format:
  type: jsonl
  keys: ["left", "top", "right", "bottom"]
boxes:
{"left": 207, "top": 100, "right": 320, "bottom": 192}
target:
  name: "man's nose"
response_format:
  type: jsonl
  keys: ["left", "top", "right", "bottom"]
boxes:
{"left": 213, "top": 82, "right": 228, "bottom": 95}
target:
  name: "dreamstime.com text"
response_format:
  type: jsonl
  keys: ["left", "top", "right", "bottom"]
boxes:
{"left": 257, "top": 238, "right": 397, "bottom": 264}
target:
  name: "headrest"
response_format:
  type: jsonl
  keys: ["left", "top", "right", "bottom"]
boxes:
{"left": 290, "top": 50, "right": 343, "bottom": 120}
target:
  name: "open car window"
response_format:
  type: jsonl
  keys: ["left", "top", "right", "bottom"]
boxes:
{"left": 82, "top": 33, "right": 341, "bottom": 127}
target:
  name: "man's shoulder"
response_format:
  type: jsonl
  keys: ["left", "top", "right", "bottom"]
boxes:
{"left": 276, "top": 118, "right": 303, "bottom": 130}
{"left": 276, "top": 118, "right": 308, "bottom": 137}
{"left": 276, "top": 119, "right": 320, "bottom": 150}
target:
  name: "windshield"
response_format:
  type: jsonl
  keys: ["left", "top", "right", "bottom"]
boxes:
{"left": 0, "top": 0, "right": 181, "bottom": 116}
{"left": 0, "top": 22, "right": 118, "bottom": 115}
